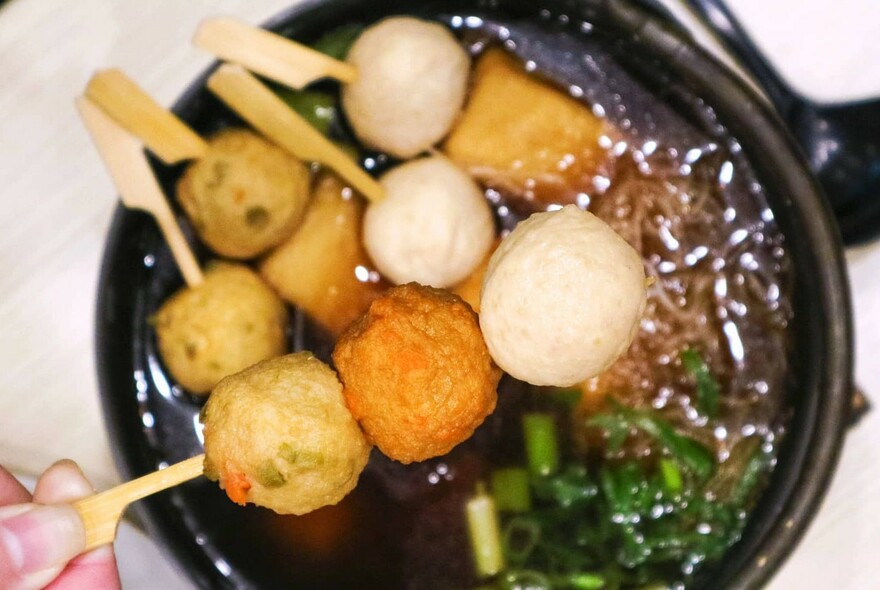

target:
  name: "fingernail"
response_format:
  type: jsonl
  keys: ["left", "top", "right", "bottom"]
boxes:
{"left": 0, "top": 504, "right": 85, "bottom": 574}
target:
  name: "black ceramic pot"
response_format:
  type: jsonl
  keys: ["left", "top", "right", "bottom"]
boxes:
{"left": 95, "top": 1, "right": 853, "bottom": 588}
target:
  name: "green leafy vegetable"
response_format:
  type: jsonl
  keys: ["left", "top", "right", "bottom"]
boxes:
{"left": 731, "top": 444, "right": 770, "bottom": 505}
{"left": 585, "top": 413, "right": 631, "bottom": 452}
{"left": 545, "top": 386, "right": 584, "bottom": 408}
{"left": 478, "top": 398, "right": 777, "bottom": 590}
{"left": 680, "top": 348, "right": 721, "bottom": 418}
{"left": 272, "top": 87, "right": 337, "bottom": 135}
{"left": 312, "top": 24, "right": 363, "bottom": 60}
{"left": 531, "top": 466, "right": 597, "bottom": 508}
{"left": 588, "top": 401, "right": 715, "bottom": 480}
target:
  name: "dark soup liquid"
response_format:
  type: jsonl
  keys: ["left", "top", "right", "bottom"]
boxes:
{"left": 267, "top": 14, "right": 790, "bottom": 590}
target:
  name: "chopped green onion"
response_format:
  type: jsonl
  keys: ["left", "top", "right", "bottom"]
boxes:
{"left": 586, "top": 413, "right": 631, "bottom": 452}
{"left": 523, "top": 413, "right": 560, "bottom": 477}
{"left": 467, "top": 483, "right": 505, "bottom": 578}
{"left": 659, "top": 458, "right": 682, "bottom": 494}
{"left": 532, "top": 465, "right": 597, "bottom": 508}
{"left": 492, "top": 468, "right": 532, "bottom": 512}
{"left": 502, "top": 517, "right": 541, "bottom": 564}
{"left": 614, "top": 462, "right": 643, "bottom": 515}
{"left": 312, "top": 24, "right": 363, "bottom": 60}
{"left": 663, "top": 435, "right": 714, "bottom": 481}
{"left": 610, "top": 402, "right": 714, "bottom": 480}
{"left": 731, "top": 446, "right": 768, "bottom": 505}
{"left": 501, "top": 569, "right": 552, "bottom": 590}
{"left": 599, "top": 467, "right": 621, "bottom": 514}
{"left": 545, "top": 386, "right": 583, "bottom": 407}
{"left": 565, "top": 572, "right": 606, "bottom": 589}
{"left": 681, "top": 348, "right": 721, "bottom": 419}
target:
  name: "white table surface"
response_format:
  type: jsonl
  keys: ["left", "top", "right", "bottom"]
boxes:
{"left": 0, "top": 0, "right": 877, "bottom": 588}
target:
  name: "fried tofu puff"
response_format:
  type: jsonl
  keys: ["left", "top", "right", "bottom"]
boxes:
{"left": 260, "top": 173, "right": 388, "bottom": 336}
{"left": 333, "top": 283, "right": 501, "bottom": 464}
{"left": 177, "top": 128, "right": 310, "bottom": 259}
{"left": 445, "top": 49, "right": 608, "bottom": 205}
{"left": 201, "top": 352, "right": 371, "bottom": 515}
{"left": 155, "top": 263, "right": 288, "bottom": 395}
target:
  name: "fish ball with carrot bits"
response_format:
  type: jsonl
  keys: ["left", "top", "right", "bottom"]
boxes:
{"left": 155, "top": 262, "right": 288, "bottom": 395}
{"left": 363, "top": 156, "right": 495, "bottom": 288}
{"left": 480, "top": 205, "right": 647, "bottom": 387}
{"left": 342, "top": 17, "right": 470, "bottom": 159}
{"left": 201, "top": 352, "right": 371, "bottom": 514}
{"left": 177, "top": 128, "right": 310, "bottom": 259}
{"left": 333, "top": 283, "right": 501, "bottom": 464}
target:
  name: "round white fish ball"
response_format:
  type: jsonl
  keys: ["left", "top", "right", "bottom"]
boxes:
{"left": 363, "top": 156, "right": 494, "bottom": 288}
{"left": 342, "top": 17, "right": 470, "bottom": 159}
{"left": 480, "top": 205, "right": 647, "bottom": 386}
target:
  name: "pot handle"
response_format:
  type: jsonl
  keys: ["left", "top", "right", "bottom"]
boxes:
{"left": 850, "top": 386, "right": 871, "bottom": 427}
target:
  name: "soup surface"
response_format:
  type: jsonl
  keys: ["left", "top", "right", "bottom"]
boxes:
{"left": 131, "top": 7, "right": 793, "bottom": 590}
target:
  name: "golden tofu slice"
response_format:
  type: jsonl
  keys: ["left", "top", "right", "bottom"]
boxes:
{"left": 260, "top": 174, "right": 388, "bottom": 336}
{"left": 445, "top": 49, "right": 608, "bottom": 205}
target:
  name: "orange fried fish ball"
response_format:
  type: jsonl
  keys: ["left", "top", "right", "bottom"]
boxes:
{"left": 333, "top": 283, "right": 501, "bottom": 464}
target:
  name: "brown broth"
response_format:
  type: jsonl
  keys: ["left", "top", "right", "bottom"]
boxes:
{"left": 253, "top": 14, "right": 792, "bottom": 590}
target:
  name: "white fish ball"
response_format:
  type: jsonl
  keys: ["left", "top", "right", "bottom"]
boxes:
{"left": 480, "top": 205, "right": 647, "bottom": 386}
{"left": 363, "top": 156, "right": 494, "bottom": 288}
{"left": 342, "top": 17, "right": 470, "bottom": 159}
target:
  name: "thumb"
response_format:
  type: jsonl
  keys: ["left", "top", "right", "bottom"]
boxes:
{"left": 0, "top": 502, "right": 86, "bottom": 590}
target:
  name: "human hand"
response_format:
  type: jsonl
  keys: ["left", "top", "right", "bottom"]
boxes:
{"left": 0, "top": 460, "right": 121, "bottom": 590}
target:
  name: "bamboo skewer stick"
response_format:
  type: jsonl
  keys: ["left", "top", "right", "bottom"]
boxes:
{"left": 74, "top": 455, "right": 205, "bottom": 551}
{"left": 85, "top": 69, "right": 208, "bottom": 165}
{"left": 193, "top": 16, "right": 357, "bottom": 89}
{"left": 207, "top": 64, "right": 384, "bottom": 203}
{"left": 76, "top": 97, "right": 204, "bottom": 287}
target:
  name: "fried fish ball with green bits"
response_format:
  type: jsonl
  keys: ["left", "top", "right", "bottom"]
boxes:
{"left": 155, "top": 262, "right": 288, "bottom": 395}
{"left": 333, "top": 283, "right": 501, "bottom": 464}
{"left": 201, "top": 352, "right": 372, "bottom": 515}
{"left": 177, "top": 128, "right": 310, "bottom": 259}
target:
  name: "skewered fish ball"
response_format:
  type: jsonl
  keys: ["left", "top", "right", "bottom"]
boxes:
{"left": 177, "top": 128, "right": 310, "bottom": 259}
{"left": 363, "top": 155, "right": 495, "bottom": 288}
{"left": 480, "top": 205, "right": 647, "bottom": 387}
{"left": 201, "top": 352, "right": 372, "bottom": 514}
{"left": 154, "top": 262, "right": 288, "bottom": 395}
{"left": 333, "top": 283, "right": 501, "bottom": 464}
{"left": 342, "top": 17, "right": 470, "bottom": 159}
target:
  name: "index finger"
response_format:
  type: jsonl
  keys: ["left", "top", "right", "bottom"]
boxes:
{"left": 0, "top": 466, "right": 31, "bottom": 506}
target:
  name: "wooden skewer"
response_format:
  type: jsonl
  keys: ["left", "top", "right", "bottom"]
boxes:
{"left": 74, "top": 455, "right": 205, "bottom": 551}
{"left": 76, "top": 96, "right": 204, "bottom": 287}
{"left": 207, "top": 64, "right": 384, "bottom": 203}
{"left": 85, "top": 69, "right": 208, "bottom": 165}
{"left": 193, "top": 16, "right": 357, "bottom": 89}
